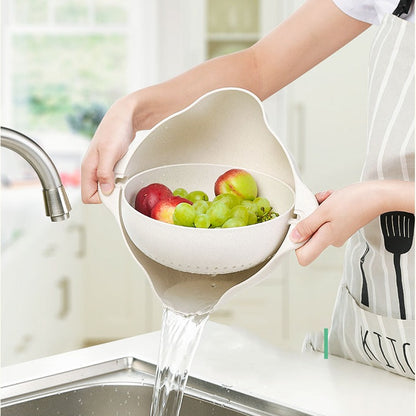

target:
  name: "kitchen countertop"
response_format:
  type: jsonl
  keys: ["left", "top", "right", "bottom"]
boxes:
{"left": 2, "top": 321, "right": 414, "bottom": 416}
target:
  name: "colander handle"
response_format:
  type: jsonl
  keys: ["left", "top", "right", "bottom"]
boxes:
{"left": 278, "top": 177, "right": 318, "bottom": 255}
{"left": 293, "top": 175, "right": 318, "bottom": 223}
{"left": 98, "top": 129, "right": 150, "bottom": 217}
{"left": 98, "top": 182, "right": 121, "bottom": 218}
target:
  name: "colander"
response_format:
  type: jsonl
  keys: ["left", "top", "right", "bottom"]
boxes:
{"left": 99, "top": 88, "right": 317, "bottom": 313}
{"left": 120, "top": 163, "right": 294, "bottom": 274}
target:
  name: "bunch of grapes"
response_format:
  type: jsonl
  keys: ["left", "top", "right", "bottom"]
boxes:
{"left": 172, "top": 188, "right": 278, "bottom": 228}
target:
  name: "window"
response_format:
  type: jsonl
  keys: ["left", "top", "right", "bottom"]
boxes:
{"left": 1, "top": 0, "right": 138, "bottom": 140}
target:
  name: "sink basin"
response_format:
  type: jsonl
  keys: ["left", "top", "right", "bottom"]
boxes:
{"left": 1, "top": 357, "right": 310, "bottom": 416}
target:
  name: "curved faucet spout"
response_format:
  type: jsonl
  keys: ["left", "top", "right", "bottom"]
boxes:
{"left": 1, "top": 126, "right": 71, "bottom": 222}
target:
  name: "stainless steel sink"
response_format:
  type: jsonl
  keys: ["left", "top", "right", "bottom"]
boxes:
{"left": 1, "top": 357, "right": 310, "bottom": 416}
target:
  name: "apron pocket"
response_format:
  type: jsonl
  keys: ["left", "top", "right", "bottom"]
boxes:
{"left": 329, "top": 285, "right": 415, "bottom": 379}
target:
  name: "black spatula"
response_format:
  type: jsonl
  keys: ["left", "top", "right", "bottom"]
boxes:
{"left": 360, "top": 242, "right": 370, "bottom": 307}
{"left": 380, "top": 211, "right": 415, "bottom": 319}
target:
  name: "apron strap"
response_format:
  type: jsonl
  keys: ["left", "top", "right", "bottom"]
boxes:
{"left": 393, "top": 0, "right": 414, "bottom": 17}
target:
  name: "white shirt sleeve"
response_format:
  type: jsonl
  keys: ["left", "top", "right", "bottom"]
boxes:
{"left": 332, "top": 0, "right": 414, "bottom": 25}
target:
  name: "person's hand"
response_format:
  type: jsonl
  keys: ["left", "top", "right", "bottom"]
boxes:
{"left": 81, "top": 97, "right": 137, "bottom": 203}
{"left": 290, "top": 182, "right": 390, "bottom": 266}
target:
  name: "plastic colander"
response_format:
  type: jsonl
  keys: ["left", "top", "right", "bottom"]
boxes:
{"left": 99, "top": 88, "right": 317, "bottom": 312}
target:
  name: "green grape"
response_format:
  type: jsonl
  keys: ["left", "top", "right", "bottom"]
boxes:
{"left": 240, "top": 199, "right": 257, "bottom": 214}
{"left": 207, "top": 201, "right": 231, "bottom": 227}
{"left": 247, "top": 211, "right": 258, "bottom": 225}
{"left": 173, "top": 203, "right": 195, "bottom": 227}
{"left": 193, "top": 200, "right": 209, "bottom": 215}
{"left": 187, "top": 190, "right": 209, "bottom": 203}
{"left": 253, "top": 197, "right": 271, "bottom": 218}
{"left": 173, "top": 188, "right": 188, "bottom": 198}
{"left": 230, "top": 205, "right": 249, "bottom": 225}
{"left": 195, "top": 213, "right": 210, "bottom": 228}
{"left": 222, "top": 217, "right": 246, "bottom": 228}
{"left": 213, "top": 193, "right": 241, "bottom": 209}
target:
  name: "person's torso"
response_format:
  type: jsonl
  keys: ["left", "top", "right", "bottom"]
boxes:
{"left": 328, "top": 8, "right": 415, "bottom": 379}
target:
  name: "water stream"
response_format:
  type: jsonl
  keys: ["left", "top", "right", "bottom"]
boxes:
{"left": 149, "top": 307, "right": 210, "bottom": 416}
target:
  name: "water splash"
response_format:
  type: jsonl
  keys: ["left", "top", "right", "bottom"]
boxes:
{"left": 150, "top": 307, "right": 209, "bottom": 416}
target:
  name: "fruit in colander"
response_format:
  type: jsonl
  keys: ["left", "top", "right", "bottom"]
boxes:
{"left": 206, "top": 201, "right": 232, "bottom": 227}
{"left": 173, "top": 202, "right": 196, "bottom": 227}
{"left": 150, "top": 196, "right": 192, "bottom": 224}
{"left": 214, "top": 169, "right": 258, "bottom": 201}
{"left": 187, "top": 190, "right": 209, "bottom": 203}
{"left": 134, "top": 168, "right": 278, "bottom": 228}
{"left": 135, "top": 183, "right": 173, "bottom": 217}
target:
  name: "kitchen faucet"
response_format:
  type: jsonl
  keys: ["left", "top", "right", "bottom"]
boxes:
{"left": 1, "top": 126, "right": 71, "bottom": 221}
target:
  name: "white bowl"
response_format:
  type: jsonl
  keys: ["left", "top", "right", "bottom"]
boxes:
{"left": 121, "top": 163, "right": 295, "bottom": 274}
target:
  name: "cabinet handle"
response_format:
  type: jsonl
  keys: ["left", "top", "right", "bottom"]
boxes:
{"left": 57, "top": 276, "right": 70, "bottom": 319}
{"left": 14, "top": 334, "right": 33, "bottom": 353}
{"left": 68, "top": 224, "right": 86, "bottom": 258}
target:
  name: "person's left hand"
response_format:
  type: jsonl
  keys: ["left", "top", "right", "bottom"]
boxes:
{"left": 290, "top": 182, "right": 386, "bottom": 266}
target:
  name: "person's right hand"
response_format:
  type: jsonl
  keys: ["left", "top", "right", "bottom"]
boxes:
{"left": 81, "top": 97, "right": 137, "bottom": 204}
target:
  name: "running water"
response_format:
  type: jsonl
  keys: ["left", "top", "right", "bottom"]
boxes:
{"left": 150, "top": 307, "right": 210, "bottom": 416}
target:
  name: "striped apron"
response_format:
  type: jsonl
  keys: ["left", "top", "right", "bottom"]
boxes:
{"left": 306, "top": 12, "right": 415, "bottom": 379}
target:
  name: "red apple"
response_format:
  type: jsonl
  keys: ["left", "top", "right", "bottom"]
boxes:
{"left": 135, "top": 183, "right": 173, "bottom": 217}
{"left": 151, "top": 196, "right": 192, "bottom": 224}
{"left": 214, "top": 169, "right": 258, "bottom": 201}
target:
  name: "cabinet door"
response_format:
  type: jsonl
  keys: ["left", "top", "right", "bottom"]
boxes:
{"left": 1, "top": 197, "right": 85, "bottom": 365}
{"left": 1, "top": 221, "right": 67, "bottom": 364}
{"left": 52, "top": 200, "right": 86, "bottom": 352}
{"left": 210, "top": 263, "right": 291, "bottom": 347}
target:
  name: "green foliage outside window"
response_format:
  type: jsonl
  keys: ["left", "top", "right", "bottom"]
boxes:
{"left": 67, "top": 103, "right": 106, "bottom": 139}
{"left": 12, "top": 34, "right": 126, "bottom": 136}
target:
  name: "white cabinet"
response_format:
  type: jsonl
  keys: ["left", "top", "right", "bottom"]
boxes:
{"left": 1, "top": 191, "right": 85, "bottom": 365}
{"left": 210, "top": 262, "right": 291, "bottom": 347}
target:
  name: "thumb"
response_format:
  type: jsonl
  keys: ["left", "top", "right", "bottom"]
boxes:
{"left": 290, "top": 209, "right": 325, "bottom": 243}
{"left": 315, "top": 190, "right": 333, "bottom": 204}
{"left": 96, "top": 149, "right": 118, "bottom": 196}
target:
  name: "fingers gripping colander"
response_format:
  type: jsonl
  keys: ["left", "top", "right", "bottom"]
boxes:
{"left": 99, "top": 88, "right": 317, "bottom": 313}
